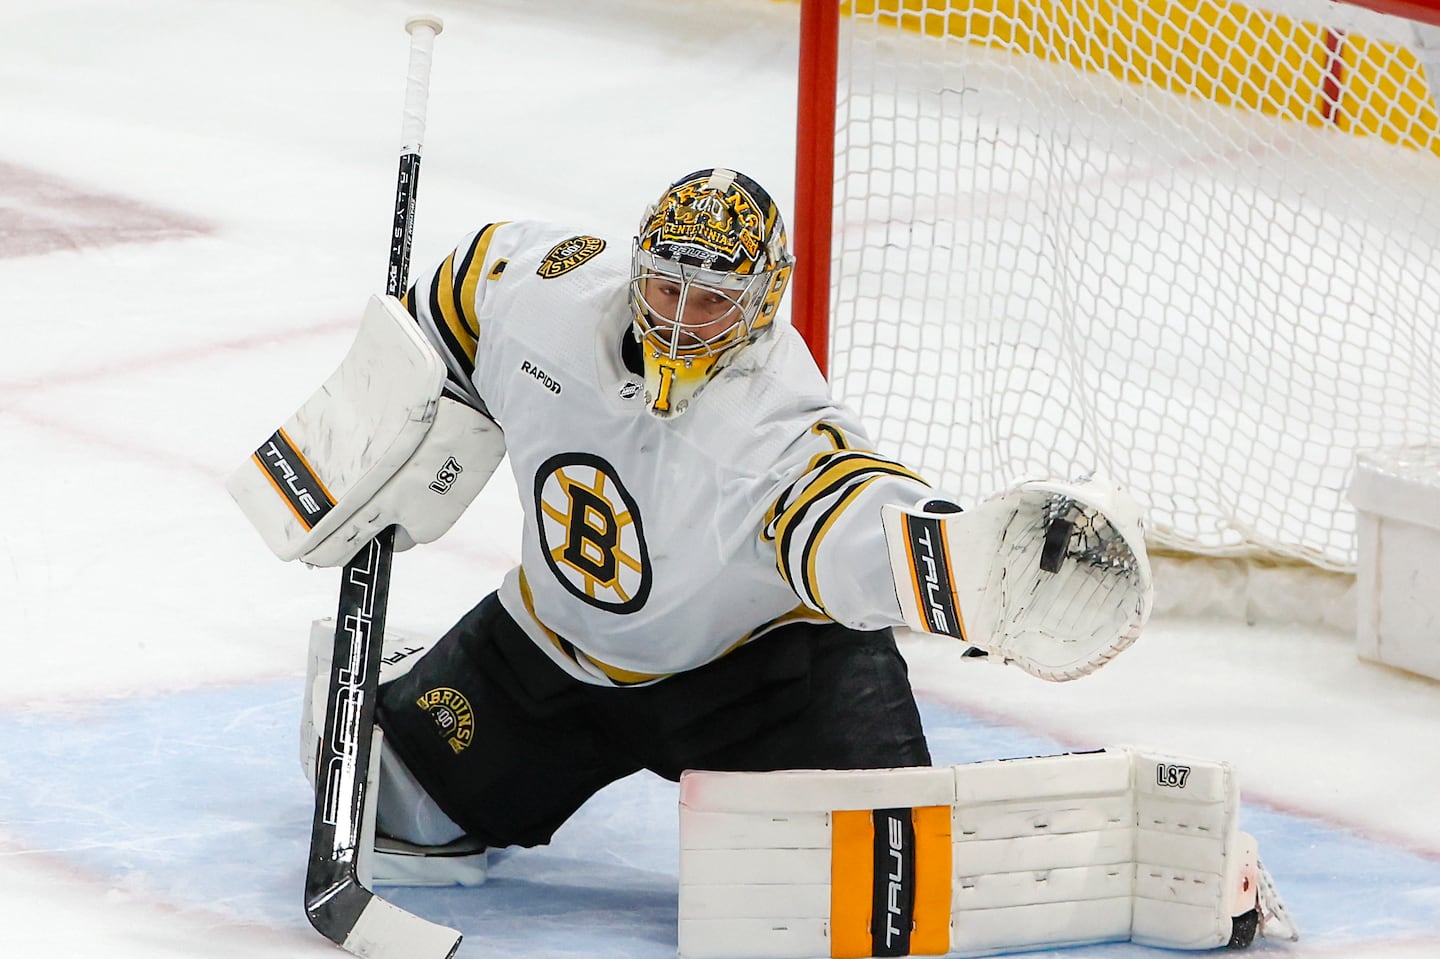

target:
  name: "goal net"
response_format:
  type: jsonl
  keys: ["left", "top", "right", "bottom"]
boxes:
{"left": 793, "top": 0, "right": 1440, "bottom": 571}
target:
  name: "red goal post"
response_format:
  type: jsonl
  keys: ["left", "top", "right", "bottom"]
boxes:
{"left": 792, "top": 0, "right": 1440, "bottom": 571}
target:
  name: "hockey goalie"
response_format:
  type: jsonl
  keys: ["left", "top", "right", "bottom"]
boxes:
{"left": 230, "top": 167, "right": 1295, "bottom": 956}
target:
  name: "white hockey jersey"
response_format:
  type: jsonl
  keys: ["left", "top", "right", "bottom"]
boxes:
{"left": 403, "top": 220, "right": 936, "bottom": 686}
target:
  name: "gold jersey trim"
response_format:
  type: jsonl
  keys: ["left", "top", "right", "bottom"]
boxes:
{"left": 515, "top": 569, "right": 827, "bottom": 687}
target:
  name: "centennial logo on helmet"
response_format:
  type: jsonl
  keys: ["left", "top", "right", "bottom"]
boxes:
{"left": 533, "top": 452, "right": 651, "bottom": 613}
{"left": 649, "top": 182, "right": 764, "bottom": 271}
{"left": 415, "top": 687, "right": 475, "bottom": 754}
{"left": 536, "top": 235, "right": 607, "bottom": 278}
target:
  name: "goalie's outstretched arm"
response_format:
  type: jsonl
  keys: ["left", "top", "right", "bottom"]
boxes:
{"left": 769, "top": 445, "right": 1153, "bottom": 681}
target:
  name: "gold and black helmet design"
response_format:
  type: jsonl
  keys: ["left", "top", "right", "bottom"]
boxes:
{"left": 629, "top": 168, "right": 794, "bottom": 418}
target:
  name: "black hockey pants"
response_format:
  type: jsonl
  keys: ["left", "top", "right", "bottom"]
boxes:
{"left": 376, "top": 591, "right": 931, "bottom": 849}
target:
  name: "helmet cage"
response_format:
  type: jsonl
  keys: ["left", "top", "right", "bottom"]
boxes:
{"left": 630, "top": 246, "right": 768, "bottom": 360}
{"left": 628, "top": 168, "right": 795, "bottom": 418}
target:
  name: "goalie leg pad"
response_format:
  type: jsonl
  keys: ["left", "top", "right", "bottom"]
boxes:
{"left": 677, "top": 747, "right": 1293, "bottom": 959}
{"left": 302, "top": 619, "right": 486, "bottom": 887}
{"left": 301, "top": 617, "right": 437, "bottom": 786}
{"left": 883, "top": 475, "right": 1154, "bottom": 681}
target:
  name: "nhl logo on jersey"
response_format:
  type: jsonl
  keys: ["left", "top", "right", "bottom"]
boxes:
{"left": 533, "top": 452, "right": 652, "bottom": 613}
{"left": 536, "top": 235, "right": 606, "bottom": 279}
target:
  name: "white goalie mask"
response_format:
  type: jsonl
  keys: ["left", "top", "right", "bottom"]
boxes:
{"left": 629, "top": 168, "right": 794, "bottom": 418}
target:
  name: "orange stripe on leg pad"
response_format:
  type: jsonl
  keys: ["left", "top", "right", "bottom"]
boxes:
{"left": 830, "top": 809, "right": 874, "bottom": 958}
{"left": 830, "top": 805, "right": 953, "bottom": 958}
{"left": 911, "top": 805, "right": 952, "bottom": 955}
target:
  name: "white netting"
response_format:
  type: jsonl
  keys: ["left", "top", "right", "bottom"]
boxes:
{"left": 829, "top": 0, "right": 1440, "bottom": 570}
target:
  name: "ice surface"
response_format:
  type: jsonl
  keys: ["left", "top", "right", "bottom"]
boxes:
{"left": 2, "top": 1, "right": 1439, "bottom": 957}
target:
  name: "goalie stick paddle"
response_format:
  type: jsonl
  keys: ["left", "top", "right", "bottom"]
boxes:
{"left": 303, "top": 16, "right": 463, "bottom": 959}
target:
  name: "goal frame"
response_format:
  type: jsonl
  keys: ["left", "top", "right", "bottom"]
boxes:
{"left": 791, "top": 0, "right": 1440, "bottom": 378}
{"left": 789, "top": 0, "right": 1440, "bottom": 575}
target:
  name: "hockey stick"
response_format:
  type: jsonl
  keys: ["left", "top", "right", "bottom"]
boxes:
{"left": 303, "top": 16, "right": 462, "bottom": 959}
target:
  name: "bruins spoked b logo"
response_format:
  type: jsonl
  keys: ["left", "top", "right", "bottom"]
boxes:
{"left": 533, "top": 452, "right": 651, "bottom": 613}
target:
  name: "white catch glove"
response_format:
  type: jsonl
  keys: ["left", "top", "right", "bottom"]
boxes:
{"left": 883, "top": 475, "right": 1153, "bottom": 680}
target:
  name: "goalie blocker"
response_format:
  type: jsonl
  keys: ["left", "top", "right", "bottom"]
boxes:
{"left": 678, "top": 749, "right": 1298, "bottom": 959}
{"left": 226, "top": 293, "right": 505, "bottom": 568}
{"left": 883, "top": 477, "right": 1154, "bottom": 681}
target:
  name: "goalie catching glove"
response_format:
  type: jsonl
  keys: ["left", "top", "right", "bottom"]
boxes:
{"left": 227, "top": 294, "right": 505, "bottom": 567}
{"left": 883, "top": 476, "right": 1153, "bottom": 681}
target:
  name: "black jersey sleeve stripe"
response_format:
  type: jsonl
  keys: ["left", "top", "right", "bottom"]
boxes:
{"left": 453, "top": 222, "right": 505, "bottom": 340}
{"left": 768, "top": 451, "right": 926, "bottom": 546}
{"left": 425, "top": 261, "right": 477, "bottom": 376}
{"left": 763, "top": 449, "right": 853, "bottom": 540}
{"left": 450, "top": 235, "right": 482, "bottom": 339}
{"left": 762, "top": 424, "right": 856, "bottom": 536}
{"left": 398, "top": 276, "right": 487, "bottom": 408}
{"left": 773, "top": 464, "right": 917, "bottom": 600}
{"left": 770, "top": 454, "right": 926, "bottom": 605}
{"left": 812, "top": 421, "right": 851, "bottom": 451}
{"left": 773, "top": 465, "right": 924, "bottom": 595}
{"left": 776, "top": 470, "right": 877, "bottom": 606}
{"left": 769, "top": 453, "right": 879, "bottom": 545}
{"left": 792, "top": 476, "right": 887, "bottom": 614}
{"left": 430, "top": 249, "right": 478, "bottom": 363}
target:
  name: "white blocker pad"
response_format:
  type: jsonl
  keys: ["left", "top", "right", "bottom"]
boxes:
{"left": 227, "top": 294, "right": 504, "bottom": 567}
{"left": 883, "top": 476, "right": 1154, "bottom": 681}
{"left": 677, "top": 747, "right": 1296, "bottom": 959}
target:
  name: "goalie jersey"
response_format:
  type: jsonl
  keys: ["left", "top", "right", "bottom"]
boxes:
{"left": 404, "top": 220, "right": 935, "bottom": 686}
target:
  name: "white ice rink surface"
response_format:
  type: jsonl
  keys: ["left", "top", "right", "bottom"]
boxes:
{"left": 2, "top": 1, "right": 1440, "bottom": 957}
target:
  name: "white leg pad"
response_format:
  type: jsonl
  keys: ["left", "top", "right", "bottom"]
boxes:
{"left": 678, "top": 747, "right": 1294, "bottom": 959}
{"left": 301, "top": 618, "right": 485, "bottom": 887}
{"left": 300, "top": 617, "right": 436, "bottom": 786}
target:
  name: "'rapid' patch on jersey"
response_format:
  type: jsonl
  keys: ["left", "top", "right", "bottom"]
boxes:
{"left": 533, "top": 452, "right": 651, "bottom": 613}
{"left": 536, "top": 235, "right": 606, "bottom": 278}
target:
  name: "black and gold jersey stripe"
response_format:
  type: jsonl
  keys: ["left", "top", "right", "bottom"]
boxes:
{"left": 404, "top": 222, "right": 507, "bottom": 379}
{"left": 767, "top": 449, "right": 927, "bottom": 615}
